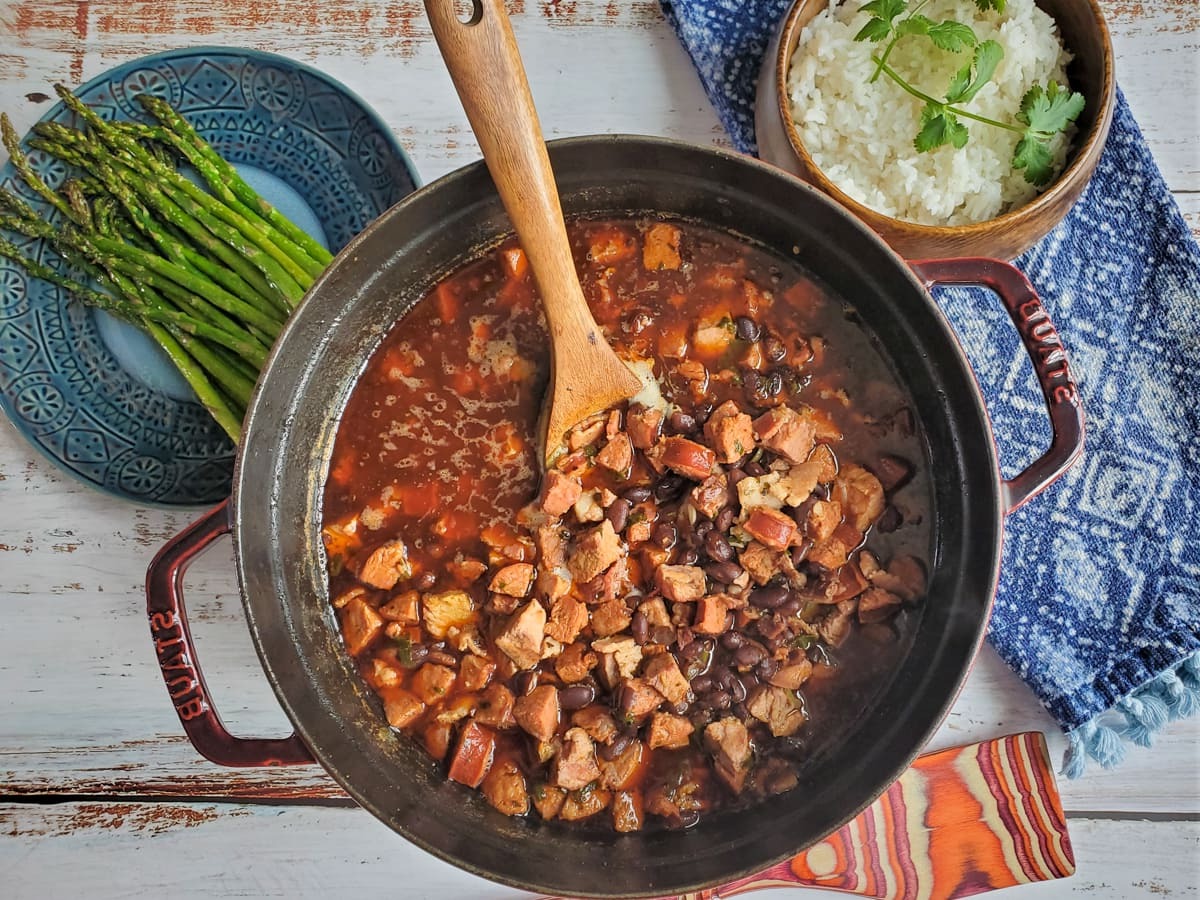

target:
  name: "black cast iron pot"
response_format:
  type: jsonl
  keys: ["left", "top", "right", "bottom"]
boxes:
{"left": 146, "top": 136, "right": 1083, "bottom": 898}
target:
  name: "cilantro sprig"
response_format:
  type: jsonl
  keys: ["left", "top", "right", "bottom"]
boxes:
{"left": 853, "top": 0, "right": 1085, "bottom": 185}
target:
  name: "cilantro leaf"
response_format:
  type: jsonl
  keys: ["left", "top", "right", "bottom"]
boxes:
{"left": 974, "top": 0, "right": 1006, "bottom": 10}
{"left": 860, "top": 0, "right": 907, "bottom": 21}
{"left": 895, "top": 13, "right": 932, "bottom": 37}
{"left": 926, "top": 20, "right": 977, "bottom": 52}
{"left": 963, "top": 40, "right": 1003, "bottom": 102}
{"left": 1018, "top": 81, "right": 1086, "bottom": 136}
{"left": 945, "top": 60, "right": 974, "bottom": 104}
{"left": 915, "top": 105, "right": 969, "bottom": 153}
{"left": 1013, "top": 134, "right": 1055, "bottom": 185}
{"left": 855, "top": 16, "right": 893, "bottom": 42}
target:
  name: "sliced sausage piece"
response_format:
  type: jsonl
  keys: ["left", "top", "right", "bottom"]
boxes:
{"left": 553, "top": 726, "right": 603, "bottom": 790}
{"left": 742, "top": 507, "right": 797, "bottom": 552}
{"left": 693, "top": 594, "right": 733, "bottom": 635}
{"left": 690, "top": 472, "right": 729, "bottom": 519}
{"left": 660, "top": 436, "right": 717, "bottom": 480}
{"left": 410, "top": 663, "right": 456, "bottom": 705}
{"left": 447, "top": 720, "right": 496, "bottom": 788}
{"left": 514, "top": 684, "right": 560, "bottom": 742}
{"left": 590, "top": 598, "right": 633, "bottom": 638}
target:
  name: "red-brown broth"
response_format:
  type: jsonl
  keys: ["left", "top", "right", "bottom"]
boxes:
{"left": 322, "top": 217, "right": 932, "bottom": 830}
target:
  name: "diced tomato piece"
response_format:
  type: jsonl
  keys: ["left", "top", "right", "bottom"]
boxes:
{"left": 501, "top": 244, "right": 529, "bottom": 280}
{"left": 436, "top": 281, "right": 460, "bottom": 324}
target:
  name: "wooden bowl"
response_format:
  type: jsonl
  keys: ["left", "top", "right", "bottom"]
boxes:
{"left": 755, "top": 0, "right": 1115, "bottom": 260}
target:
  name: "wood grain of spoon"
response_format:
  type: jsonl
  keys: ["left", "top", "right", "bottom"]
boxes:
{"left": 424, "top": 0, "right": 643, "bottom": 467}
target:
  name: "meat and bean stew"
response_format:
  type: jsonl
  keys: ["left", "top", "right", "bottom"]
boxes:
{"left": 322, "top": 218, "right": 931, "bottom": 833}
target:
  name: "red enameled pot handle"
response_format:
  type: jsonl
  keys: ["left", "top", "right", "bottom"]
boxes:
{"left": 911, "top": 257, "right": 1085, "bottom": 514}
{"left": 145, "top": 499, "right": 315, "bottom": 766}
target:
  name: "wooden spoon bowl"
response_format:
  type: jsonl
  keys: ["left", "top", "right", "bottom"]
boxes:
{"left": 424, "top": 0, "right": 642, "bottom": 465}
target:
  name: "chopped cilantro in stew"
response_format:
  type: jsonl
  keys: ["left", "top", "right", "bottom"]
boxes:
{"left": 322, "top": 218, "right": 931, "bottom": 832}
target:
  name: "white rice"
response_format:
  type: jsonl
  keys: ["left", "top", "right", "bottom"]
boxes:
{"left": 786, "top": 0, "right": 1075, "bottom": 225}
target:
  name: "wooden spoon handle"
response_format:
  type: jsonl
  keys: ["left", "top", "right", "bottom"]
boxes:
{"left": 423, "top": 0, "right": 597, "bottom": 348}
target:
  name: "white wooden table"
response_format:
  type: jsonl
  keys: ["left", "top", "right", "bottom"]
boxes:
{"left": 1, "top": 3, "right": 1197, "bottom": 898}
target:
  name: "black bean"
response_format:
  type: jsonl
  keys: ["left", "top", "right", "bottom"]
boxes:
{"left": 671, "top": 700, "right": 690, "bottom": 716}
{"left": 734, "top": 644, "right": 767, "bottom": 667}
{"left": 701, "top": 531, "right": 730, "bottom": 564}
{"left": 693, "top": 402, "right": 714, "bottom": 425}
{"left": 715, "top": 508, "right": 735, "bottom": 532}
{"left": 652, "top": 624, "right": 677, "bottom": 645}
{"left": 742, "top": 371, "right": 761, "bottom": 396}
{"left": 744, "top": 460, "right": 768, "bottom": 477}
{"left": 678, "top": 639, "right": 705, "bottom": 661}
{"left": 755, "top": 657, "right": 780, "bottom": 679}
{"left": 404, "top": 643, "right": 430, "bottom": 667}
{"left": 761, "top": 370, "right": 784, "bottom": 398}
{"left": 605, "top": 498, "right": 632, "bottom": 533}
{"left": 711, "top": 689, "right": 732, "bottom": 710}
{"left": 513, "top": 671, "right": 538, "bottom": 696}
{"left": 427, "top": 648, "right": 458, "bottom": 667}
{"left": 763, "top": 334, "right": 786, "bottom": 362}
{"left": 729, "top": 676, "right": 748, "bottom": 704}
{"left": 559, "top": 684, "right": 596, "bottom": 711}
{"left": 779, "top": 597, "right": 803, "bottom": 616}
{"left": 414, "top": 571, "right": 437, "bottom": 590}
{"left": 720, "top": 630, "right": 746, "bottom": 650}
{"left": 790, "top": 539, "right": 813, "bottom": 565}
{"left": 695, "top": 520, "right": 714, "bottom": 538}
{"left": 600, "top": 732, "right": 632, "bottom": 760}
{"left": 689, "top": 708, "right": 713, "bottom": 731}
{"left": 877, "top": 505, "right": 903, "bottom": 533}
{"left": 677, "top": 547, "right": 700, "bottom": 566}
{"left": 726, "top": 467, "right": 747, "bottom": 488}
{"left": 622, "top": 486, "right": 652, "bottom": 503}
{"left": 704, "top": 560, "right": 742, "bottom": 584}
{"left": 679, "top": 809, "right": 701, "bottom": 828}
{"left": 732, "top": 702, "right": 750, "bottom": 721}
{"left": 654, "top": 476, "right": 686, "bottom": 503}
{"left": 764, "top": 634, "right": 785, "bottom": 653}
{"left": 812, "top": 482, "right": 831, "bottom": 501}
{"left": 716, "top": 668, "right": 738, "bottom": 691}
{"left": 631, "top": 611, "right": 650, "bottom": 645}
{"left": 668, "top": 410, "right": 697, "bottom": 434}
{"left": 739, "top": 671, "right": 760, "bottom": 689}
{"left": 749, "top": 584, "right": 789, "bottom": 609}
{"left": 734, "top": 315, "right": 761, "bottom": 342}
{"left": 616, "top": 683, "right": 636, "bottom": 716}
{"left": 691, "top": 673, "right": 714, "bottom": 694}
{"left": 652, "top": 521, "right": 677, "bottom": 549}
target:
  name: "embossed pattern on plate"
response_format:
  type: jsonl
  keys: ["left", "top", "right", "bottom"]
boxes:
{"left": 0, "top": 47, "right": 418, "bottom": 506}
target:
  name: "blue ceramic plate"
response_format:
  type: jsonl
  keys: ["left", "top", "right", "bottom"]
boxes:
{"left": 0, "top": 47, "right": 419, "bottom": 506}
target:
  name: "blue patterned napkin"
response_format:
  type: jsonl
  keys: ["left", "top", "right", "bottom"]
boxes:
{"left": 660, "top": 0, "right": 1200, "bottom": 773}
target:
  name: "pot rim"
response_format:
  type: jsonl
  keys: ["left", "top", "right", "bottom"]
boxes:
{"left": 230, "top": 134, "right": 1006, "bottom": 898}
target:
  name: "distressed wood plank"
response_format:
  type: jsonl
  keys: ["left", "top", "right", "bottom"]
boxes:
{"left": 0, "top": 801, "right": 1197, "bottom": 899}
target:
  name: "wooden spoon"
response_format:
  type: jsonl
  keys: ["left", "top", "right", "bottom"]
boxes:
{"left": 424, "top": 0, "right": 643, "bottom": 466}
